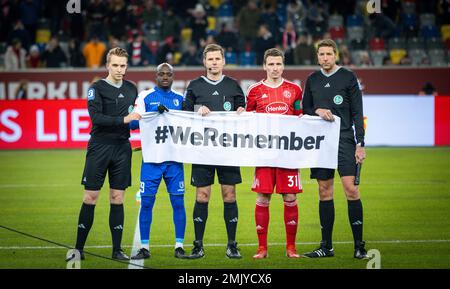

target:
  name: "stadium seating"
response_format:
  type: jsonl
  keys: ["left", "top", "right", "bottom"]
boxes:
{"left": 390, "top": 49, "right": 407, "bottom": 64}
{"left": 419, "top": 13, "right": 436, "bottom": 27}
{"left": 329, "top": 14, "right": 344, "bottom": 28}
{"left": 428, "top": 49, "right": 447, "bottom": 66}
{"left": 441, "top": 25, "right": 450, "bottom": 41}
{"left": 408, "top": 49, "right": 427, "bottom": 66}
{"left": 388, "top": 37, "right": 406, "bottom": 50}
{"left": 369, "top": 37, "right": 385, "bottom": 51}
{"left": 329, "top": 26, "right": 345, "bottom": 42}
{"left": 347, "top": 26, "right": 364, "bottom": 41}
{"left": 370, "top": 50, "right": 388, "bottom": 66}
{"left": 421, "top": 25, "right": 440, "bottom": 39}
{"left": 407, "top": 37, "right": 426, "bottom": 50}
{"left": 239, "top": 51, "right": 256, "bottom": 66}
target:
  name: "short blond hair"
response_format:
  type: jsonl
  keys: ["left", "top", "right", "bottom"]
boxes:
{"left": 106, "top": 47, "right": 129, "bottom": 64}
{"left": 203, "top": 44, "right": 224, "bottom": 59}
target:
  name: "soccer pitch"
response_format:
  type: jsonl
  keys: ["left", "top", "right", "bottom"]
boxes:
{"left": 0, "top": 147, "right": 449, "bottom": 269}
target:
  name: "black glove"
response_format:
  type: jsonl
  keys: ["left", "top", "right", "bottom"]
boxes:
{"left": 157, "top": 104, "right": 169, "bottom": 113}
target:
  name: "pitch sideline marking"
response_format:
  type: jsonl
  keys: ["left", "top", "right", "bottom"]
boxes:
{"left": 1, "top": 239, "right": 450, "bottom": 250}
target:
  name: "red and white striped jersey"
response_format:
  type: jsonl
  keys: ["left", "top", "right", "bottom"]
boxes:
{"left": 246, "top": 79, "right": 303, "bottom": 115}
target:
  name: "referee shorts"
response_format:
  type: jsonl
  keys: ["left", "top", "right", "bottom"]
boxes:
{"left": 81, "top": 140, "right": 132, "bottom": 191}
{"left": 191, "top": 164, "right": 242, "bottom": 187}
{"left": 310, "top": 136, "right": 357, "bottom": 180}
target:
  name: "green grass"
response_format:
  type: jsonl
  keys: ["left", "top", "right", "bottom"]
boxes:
{"left": 0, "top": 147, "right": 449, "bottom": 269}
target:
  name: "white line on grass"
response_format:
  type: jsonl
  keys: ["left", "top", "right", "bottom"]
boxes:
{"left": 1, "top": 239, "right": 450, "bottom": 250}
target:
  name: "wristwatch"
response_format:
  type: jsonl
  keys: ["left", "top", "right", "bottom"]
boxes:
{"left": 357, "top": 141, "right": 365, "bottom": 147}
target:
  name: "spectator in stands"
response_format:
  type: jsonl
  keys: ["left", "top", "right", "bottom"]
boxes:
{"left": 127, "top": 32, "right": 154, "bottom": 66}
{"left": 293, "top": 32, "right": 315, "bottom": 65}
{"left": 15, "top": 79, "right": 28, "bottom": 99}
{"left": 282, "top": 20, "right": 297, "bottom": 65}
{"left": 368, "top": 13, "right": 396, "bottom": 40}
{"left": 157, "top": 36, "right": 178, "bottom": 65}
{"left": 41, "top": 36, "right": 68, "bottom": 68}
{"left": 253, "top": 24, "right": 276, "bottom": 65}
{"left": 180, "top": 42, "right": 202, "bottom": 66}
{"left": 8, "top": 20, "right": 31, "bottom": 51}
{"left": 216, "top": 23, "right": 239, "bottom": 53}
{"left": 68, "top": 38, "right": 85, "bottom": 68}
{"left": 107, "top": 0, "right": 128, "bottom": 41}
{"left": 141, "top": 0, "right": 163, "bottom": 32}
{"left": 419, "top": 82, "right": 438, "bottom": 96}
{"left": 0, "top": 0, "right": 20, "bottom": 43}
{"left": 20, "top": 0, "right": 40, "bottom": 43}
{"left": 260, "top": 3, "right": 282, "bottom": 44}
{"left": 305, "top": 0, "right": 329, "bottom": 39}
{"left": 4, "top": 38, "right": 27, "bottom": 70}
{"left": 86, "top": 0, "right": 108, "bottom": 41}
{"left": 188, "top": 3, "right": 208, "bottom": 47}
{"left": 160, "top": 7, "right": 182, "bottom": 42}
{"left": 83, "top": 34, "right": 106, "bottom": 69}
{"left": 359, "top": 51, "right": 373, "bottom": 67}
{"left": 339, "top": 44, "right": 352, "bottom": 66}
{"left": 236, "top": 0, "right": 261, "bottom": 45}
{"left": 287, "top": 0, "right": 306, "bottom": 24}
{"left": 27, "top": 44, "right": 41, "bottom": 68}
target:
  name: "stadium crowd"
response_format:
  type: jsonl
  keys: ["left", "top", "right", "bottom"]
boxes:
{"left": 1, "top": 0, "right": 450, "bottom": 70}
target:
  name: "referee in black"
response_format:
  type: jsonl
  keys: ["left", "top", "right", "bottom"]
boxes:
{"left": 68, "top": 47, "right": 141, "bottom": 262}
{"left": 183, "top": 44, "right": 246, "bottom": 259}
{"left": 302, "top": 39, "right": 368, "bottom": 259}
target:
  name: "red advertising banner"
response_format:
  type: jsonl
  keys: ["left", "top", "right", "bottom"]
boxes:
{"left": 435, "top": 96, "right": 450, "bottom": 146}
{"left": 1, "top": 67, "right": 450, "bottom": 100}
{"left": 0, "top": 100, "right": 140, "bottom": 149}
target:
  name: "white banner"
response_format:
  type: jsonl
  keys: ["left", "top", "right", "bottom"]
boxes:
{"left": 139, "top": 111, "right": 340, "bottom": 169}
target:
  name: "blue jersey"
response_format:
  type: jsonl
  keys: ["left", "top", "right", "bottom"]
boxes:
{"left": 131, "top": 86, "right": 184, "bottom": 130}
{"left": 132, "top": 86, "right": 185, "bottom": 196}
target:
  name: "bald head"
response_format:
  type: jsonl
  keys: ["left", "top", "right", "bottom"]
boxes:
{"left": 156, "top": 63, "right": 174, "bottom": 90}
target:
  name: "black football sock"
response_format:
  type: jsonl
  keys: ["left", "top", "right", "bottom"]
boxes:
{"left": 75, "top": 203, "right": 95, "bottom": 251}
{"left": 224, "top": 201, "right": 238, "bottom": 243}
{"left": 193, "top": 201, "right": 208, "bottom": 242}
{"left": 348, "top": 199, "right": 363, "bottom": 248}
{"left": 319, "top": 200, "right": 335, "bottom": 249}
{"left": 109, "top": 203, "right": 124, "bottom": 252}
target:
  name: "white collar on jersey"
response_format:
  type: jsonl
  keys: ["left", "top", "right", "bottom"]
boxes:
{"left": 262, "top": 78, "right": 285, "bottom": 88}
{"left": 201, "top": 75, "right": 225, "bottom": 85}
{"left": 320, "top": 66, "right": 341, "bottom": 77}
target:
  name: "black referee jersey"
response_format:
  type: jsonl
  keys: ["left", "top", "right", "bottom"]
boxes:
{"left": 183, "top": 75, "right": 246, "bottom": 112}
{"left": 302, "top": 66, "right": 365, "bottom": 144}
{"left": 87, "top": 79, "right": 138, "bottom": 143}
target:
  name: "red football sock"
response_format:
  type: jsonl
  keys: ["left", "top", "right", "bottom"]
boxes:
{"left": 255, "top": 201, "right": 270, "bottom": 248}
{"left": 284, "top": 200, "right": 298, "bottom": 247}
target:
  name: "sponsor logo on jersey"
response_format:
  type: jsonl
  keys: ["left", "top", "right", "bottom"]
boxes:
{"left": 283, "top": 90, "right": 291, "bottom": 98}
{"left": 87, "top": 88, "right": 95, "bottom": 101}
{"left": 179, "top": 181, "right": 184, "bottom": 189}
{"left": 333, "top": 95, "right": 343, "bottom": 105}
{"left": 265, "top": 102, "right": 289, "bottom": 114}
{"left": 223, "top": 101, "right": 232, "bottom": 111}
{"left": 324, "top": 83, "right": 331, "bottom": 88}
{"left": 173, "top": 99, "right": 180, "bottom": 106}
{"left": 261, "top": 93, "right": 268, "bottom": 99}
{"left": 118, "top": 93, "right": 125, "bottom": 98}
{"left": 212, "top": 90, "right": 219, "bottom": 96}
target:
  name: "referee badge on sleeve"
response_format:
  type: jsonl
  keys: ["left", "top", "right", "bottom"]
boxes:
{"left": 87, "top": 88, "right": 95, "bottom": 101}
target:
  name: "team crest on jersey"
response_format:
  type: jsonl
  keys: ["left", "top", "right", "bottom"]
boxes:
{"left": 87, "top": 88, "right": 95, "bottom": 101}
{"left": 173, "top": 99, "right": 179, "bottom": 106}
{"left": 333, "top": 95, "right": 343, "bottom": 105}
{"left": 223, "top": 101, "right": 232, "bottom": 111}
{"left": 283, "top": 90, "right": 291, "bottom": 98}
